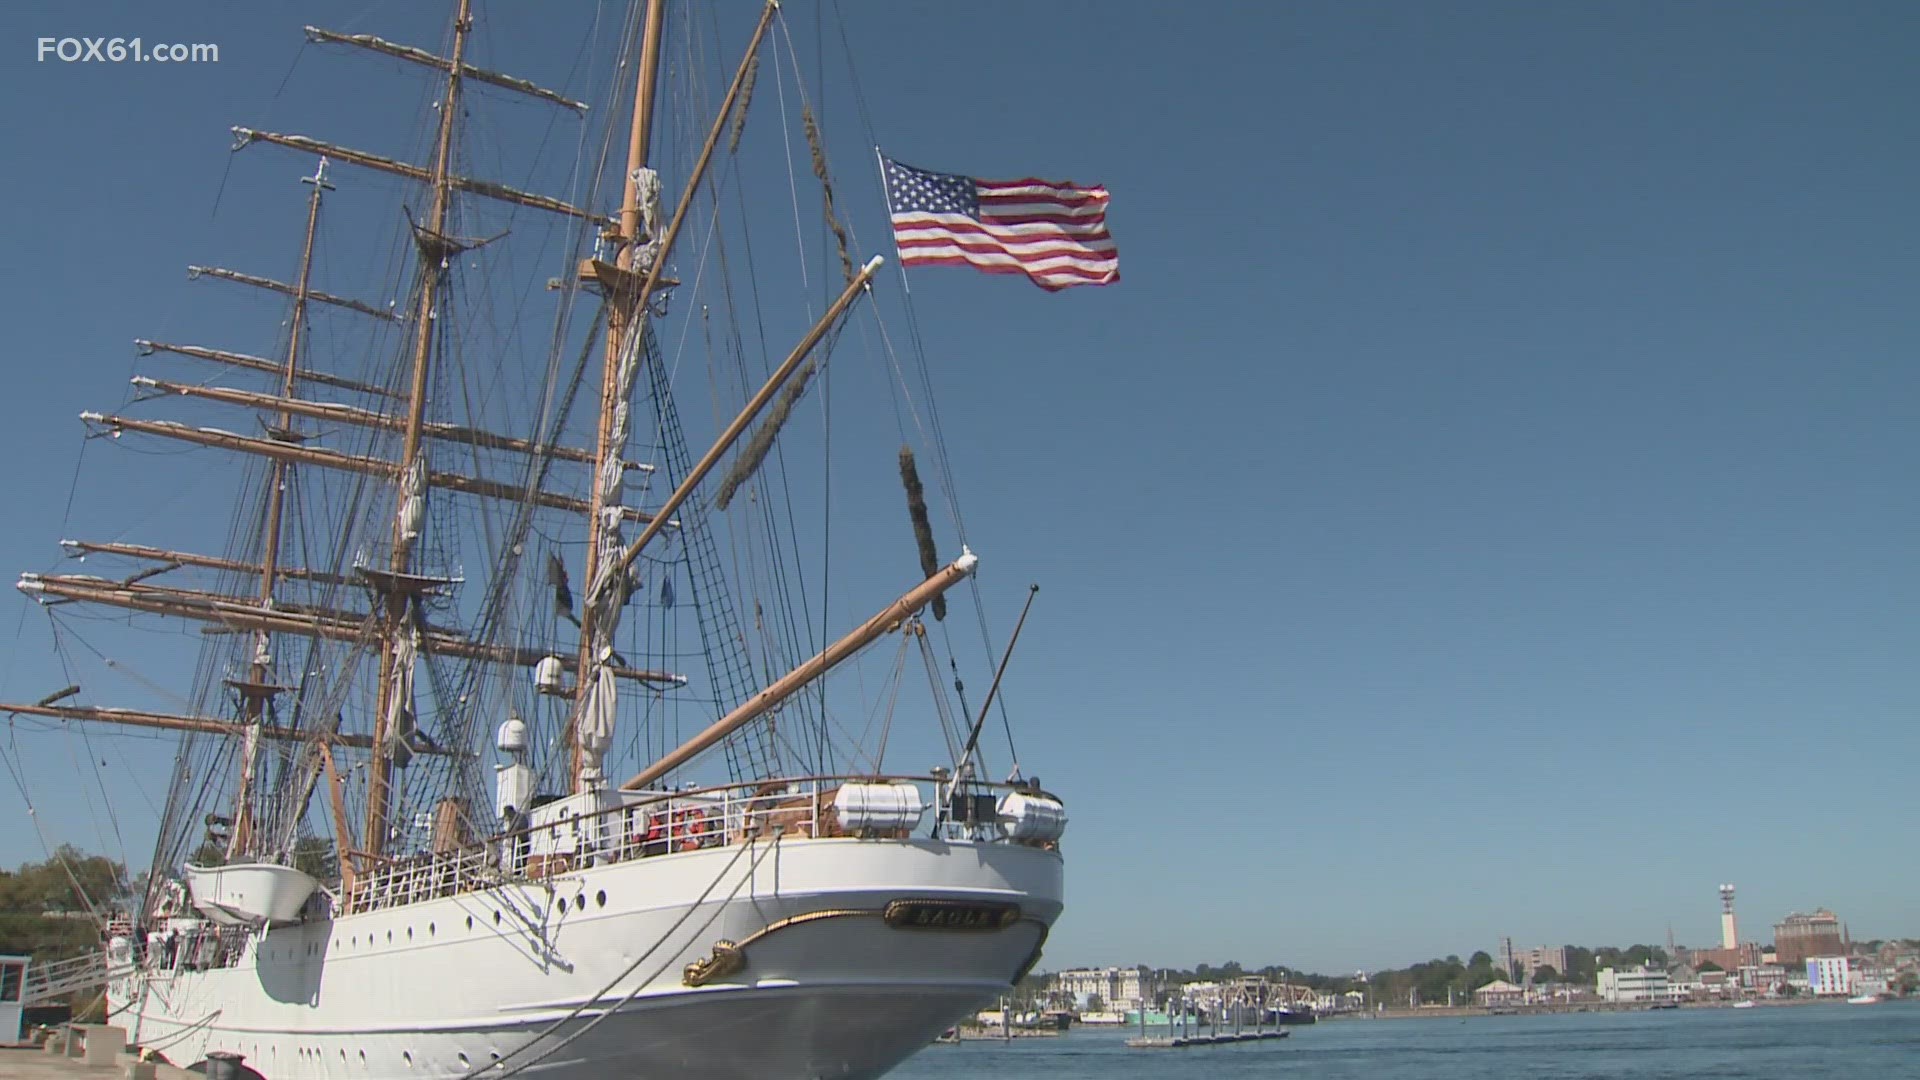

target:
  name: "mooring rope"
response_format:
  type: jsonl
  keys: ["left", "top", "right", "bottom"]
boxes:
{"left": 458, "top": 831, "right": 783, "bottom": 1080}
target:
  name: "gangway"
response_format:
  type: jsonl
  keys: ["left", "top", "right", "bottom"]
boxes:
{"left": 21, "top": 952, "right": 110, "bottom": 1005}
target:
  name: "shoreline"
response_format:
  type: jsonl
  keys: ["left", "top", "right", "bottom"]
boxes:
{"left": 1323, "top": 997, "right": 1834, "bottom": 1021}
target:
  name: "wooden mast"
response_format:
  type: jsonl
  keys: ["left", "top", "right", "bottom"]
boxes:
{"left": 8, "top": 6, "right": 605, "bottom": 873}
{"left": 228, "top": 157, "right": 333, "bottom": 858}
{"left": 574, "top": 0, "right": 668, "bottom": 790}
{"left": 568, "top": 2, "right": 779, "bottom": 792}
{"left": 367, "top": 0, "right": 472, "bottom": 857}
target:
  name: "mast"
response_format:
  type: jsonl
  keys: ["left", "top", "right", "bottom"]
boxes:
{"left": 227, "top": 157, "right": 332, "bottom": 859}
{"left": 367, "top": 0, "right": 471, "bottom": 856}
{"left": 571, "top": 1, "right": 779, "bottom": 793}
{"left": 574, "top": 0, "right": 667, "bottom": 791}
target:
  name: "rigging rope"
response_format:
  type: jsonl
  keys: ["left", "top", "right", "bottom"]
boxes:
{"left": 458, "top": 831, "right": 785, "bottom": 1080}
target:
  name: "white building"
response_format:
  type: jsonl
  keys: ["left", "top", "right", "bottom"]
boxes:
{"left": 1051, "top": 966, "right": 1154, "bottom": 1011}
{"left": 1598, "top": 966, "right": 1671, "bottom": 1003}
{"left": 1806, "top": 956, "right": 1852, "bottom": 997}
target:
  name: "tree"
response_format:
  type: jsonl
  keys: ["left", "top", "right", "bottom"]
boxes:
{"left": 0, "top": 847, "right": 128, "bottom": 961}
{"left": 1565, "top": 947, "right": 1597, "bottom": 984}
{"left": 1896, "top": 973, "right": 1917, "bottom": 998}
{"left": 1084, "top": 994, "right": 1105, "bottom": 1014}
{"left": 1697, "top": 961, "right": 1723, "bottom": 973}
{"left": 1468, "top": 951, "right": 1493, "bottom": 968}
{"left": 1533, "top": 966, "right": 1559, "bottom": 983}
{"left": 290, "top": 835, "right": 338, "bottom": 880}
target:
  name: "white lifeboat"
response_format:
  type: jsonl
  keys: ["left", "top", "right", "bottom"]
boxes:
{"left": 835, "top": 782, "right": 925, "bottom": 833}
{"left": 995, "top": 791, "right": 1067, "bottom": 842}
{"left": 183, "top": 862, "right": 319, "bottom": 926}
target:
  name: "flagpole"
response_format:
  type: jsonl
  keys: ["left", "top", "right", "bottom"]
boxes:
{"left": 874, "top": 145, "right": 912, "bottom": 296}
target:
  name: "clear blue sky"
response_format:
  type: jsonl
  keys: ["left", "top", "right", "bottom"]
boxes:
{"left": 1, "top": 1, "right": 1915, "bottom": 976}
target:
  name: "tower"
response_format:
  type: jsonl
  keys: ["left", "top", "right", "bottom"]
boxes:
{"left": 1719, "top": 884, "right": 1738, "bottom": 950}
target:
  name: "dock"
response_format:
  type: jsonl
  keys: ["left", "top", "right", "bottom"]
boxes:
{"left": 1, "top": 1047, "right": 195, "bottom": 1079}
{"left": 1126, "top": 1029, "right": 1290, "bottom": 1049}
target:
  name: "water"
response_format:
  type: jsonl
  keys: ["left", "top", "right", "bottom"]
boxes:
{"left": 891, "top": 1003, "right": 1920, "bottom": 1079}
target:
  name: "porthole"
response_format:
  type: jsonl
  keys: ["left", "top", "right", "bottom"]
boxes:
{"left": 466, "top": 915, "right": 473, "bottom": 930}
{"left": 403, "top": 1050, "right": 413, "bottom": 1068}
{"left": 556, "top": 897, "right": 567, "bottom": 914}
{"left": 493, "top": 910, "right": 502, "bottom": 925}
{"left": 387, "top": 930, "right": 393, "bottom": 943}
{"left": 407, "top": 927, "right": 414, "bottom": 940}
{"left": 575, "top": 893, "right": 586, "bottom": 911}
{"left": 596, "top": 890, "right": 607, "bottom": 908}
{"left": 429, "top": 922, "right": 436, "bottom": 936}
{"left": 359, "top": 1050, "right": 367, "bottom": 1064}
{"left": 458, "top": 1052, "right": 471, "bottom": 1069}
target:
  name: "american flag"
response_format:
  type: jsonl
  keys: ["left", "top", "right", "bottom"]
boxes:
{"left": 881, "top": 157, "right": 1118, "bottom": 291}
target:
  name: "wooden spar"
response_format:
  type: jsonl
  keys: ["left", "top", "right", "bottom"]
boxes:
{"left": 955, "top": 584, "right": 1040, "bottom": 780}
{"left": 15, "top": 574, "right": 687, "bottom": 685}
{"left": 135, "top": 339, "right": 400, "bottom": 400}
{"left": 621, "top": 550, "right": 978, "bottom": 791}
{"left": 596, "top": 254, "right": 883, "bottom": 605}
{"left": 230, "top": 128, "right": 604, "bottom": 223}
{"left": 302, "top": 26, "right": 589, "bottom": 114}
{"left": 574, "top": 0, "right": 667, "bottom": 789}
{"left": 130, "top": 377, "right": 650, "bottom": 472}
{"left": 231, "top": 159, "right": 332, "bottom": 859}
{"left": 318, "top": 740, "right": 356, "bottom": 891}
{"left": 23, "top": 572, "right": 378, "bottom": 634}
{"left": 369, "top": 0, "right": 473, "bottom": 857}
{"left": 60, "top": 540, "right": 354, "bottom": 588}
{"left": 0, "top": 701, "right": 399, "bottom": 752}
{"left": 188, "top": 265, "right": 401, "bottom": 323}
{"left": 79, "top": 413, "right": 654, "bottom": 521}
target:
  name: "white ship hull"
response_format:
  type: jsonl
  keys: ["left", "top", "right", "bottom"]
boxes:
{"left": 110, "top": 836, "right": 1060, "bottom": 1079}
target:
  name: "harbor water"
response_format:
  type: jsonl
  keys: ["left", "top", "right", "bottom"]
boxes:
{"left": 892, "top": 1003, "right": 1920, "bottom": 1079}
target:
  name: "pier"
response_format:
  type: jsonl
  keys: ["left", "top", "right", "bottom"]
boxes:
{"left": 2, "top": 1044, "right": 194, "bottom": 1080}
{"left": 1126, "top": 1029, "right": 1290, "bottom": 1049}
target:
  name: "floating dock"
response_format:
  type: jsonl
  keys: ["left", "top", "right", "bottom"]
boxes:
{"left": 1126, "top": 1029, "right": 1290, "bottom": 1049}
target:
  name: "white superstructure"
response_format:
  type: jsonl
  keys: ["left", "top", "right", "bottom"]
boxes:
{"left": 112, "top": 779, "right": 1064, "bottom": 1078}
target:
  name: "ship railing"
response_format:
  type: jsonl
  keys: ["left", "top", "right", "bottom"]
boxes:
{"left": 19, "top": 951, "right": 110, "bottom": 1005}
{"left": 344, "top": 844, "right": 495, "bottom": 915}
{"left": 339, "top": 775, "right": 1050, "bottom": 915}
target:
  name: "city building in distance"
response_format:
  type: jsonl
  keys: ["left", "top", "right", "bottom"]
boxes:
{"left": 1774, "top": 909, "right": 1846, "bottom": 967}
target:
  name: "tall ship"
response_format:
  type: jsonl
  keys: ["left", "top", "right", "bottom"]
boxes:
{"left": 5, "top": 2, "right": 1084, "bottom": 1075}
